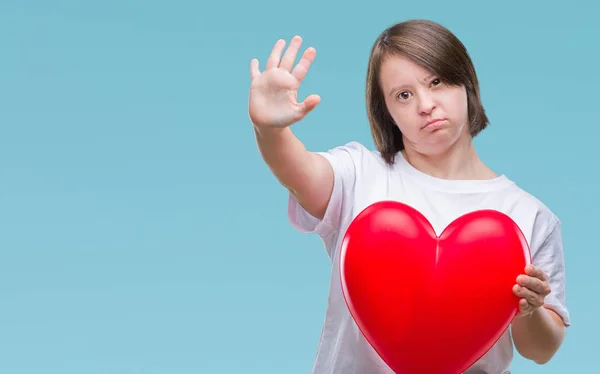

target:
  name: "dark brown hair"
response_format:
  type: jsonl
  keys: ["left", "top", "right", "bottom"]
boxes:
{"left": 366, "top": 19, "right": 489, "bottom": 165}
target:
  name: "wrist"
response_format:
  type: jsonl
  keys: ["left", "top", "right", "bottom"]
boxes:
{"left": 515, "top": 305, "right": 545, "bottom": 321}
{"left": 253, "top": 125, "right": 289, "bottom": 139}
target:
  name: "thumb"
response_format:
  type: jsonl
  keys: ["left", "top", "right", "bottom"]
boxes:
{"left": 299, "top": 94, "right": 321, "bottom": 115}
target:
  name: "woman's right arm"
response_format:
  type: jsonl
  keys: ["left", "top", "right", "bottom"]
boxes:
{"left": 254, "top": 126, "right": 333, "bottom": 220}
{"left": 248, "top": 36, "right": 333, "bottom": 220}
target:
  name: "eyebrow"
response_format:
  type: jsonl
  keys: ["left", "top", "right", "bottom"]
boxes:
{"left": 387, "top": 74, "right": 435, "bottom": 97}
{"left": 387, "top": 85, "right": 405, "bottom": 97}
{"left": 419, "top": 74, "right": 435, "bottom": 83}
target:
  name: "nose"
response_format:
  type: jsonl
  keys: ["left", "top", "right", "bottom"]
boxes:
{"left": 417, "top": 92, "right": 435, "bottom": 115}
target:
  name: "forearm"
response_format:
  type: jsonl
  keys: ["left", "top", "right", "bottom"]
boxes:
{"left": 255, "top": 126, "right": 314, "bottom": 191}
{"left": 511, "top": 306, "right": 566, "bottom": 364}
{"left": 254, "top": 126, "right": 332, "bottom": 219}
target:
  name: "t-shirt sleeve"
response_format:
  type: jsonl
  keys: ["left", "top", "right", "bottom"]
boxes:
{"left": 287, "top": 141, "right": 362, "bottom": 258}
{"left": 531, "top": 217, "right": 571, "bottom": 327}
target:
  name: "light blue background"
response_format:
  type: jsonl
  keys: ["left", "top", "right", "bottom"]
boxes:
{"left": 1, "top": 1, "right": 598, "bottom": 373}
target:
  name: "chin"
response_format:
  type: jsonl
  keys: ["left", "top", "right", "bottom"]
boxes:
{"left": 417, "top": 137, "right": 461, "bottom": 156}
{"left": 419, "top": 146, "right": 453, "bottom": 157}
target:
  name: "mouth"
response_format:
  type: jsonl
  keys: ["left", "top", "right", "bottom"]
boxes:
{"left": 422, "top": 118, "right": 447, "bottom": 130}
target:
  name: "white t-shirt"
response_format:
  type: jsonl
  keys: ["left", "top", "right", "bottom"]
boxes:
{"left": 288, "top": 141, "right": 571, "bottom": 374}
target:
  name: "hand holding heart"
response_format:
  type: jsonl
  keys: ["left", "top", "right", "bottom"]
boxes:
{"left": 340, "top": 201, "right": 533, "bottom": 374}
{"left": 514, "top": 264, "right": 552, "bottom": 318}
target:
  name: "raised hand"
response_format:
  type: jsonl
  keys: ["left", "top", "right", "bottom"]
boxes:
{"left": 248, "top": 36, "right": 321, "bottom": 130}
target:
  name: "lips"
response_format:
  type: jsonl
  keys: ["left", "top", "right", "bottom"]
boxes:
{"left": 423, "top": 118, "right": 446, "bottom": 129}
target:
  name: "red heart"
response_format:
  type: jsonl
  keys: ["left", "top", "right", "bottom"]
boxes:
{"left": 340, "top": 201, "right": 531, "bottom": 374}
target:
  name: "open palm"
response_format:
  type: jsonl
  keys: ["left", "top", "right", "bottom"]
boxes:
{"left": 248, "top": 36, "right": 321, "bottom": 129}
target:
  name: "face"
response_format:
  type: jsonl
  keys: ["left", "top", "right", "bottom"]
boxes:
{"left": 379, "top": 54, "right": 470, "bottom": 155}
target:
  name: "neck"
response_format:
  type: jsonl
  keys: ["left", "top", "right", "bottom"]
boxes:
{"left": 401, "top": 135, "right": 497, "bottom": 180}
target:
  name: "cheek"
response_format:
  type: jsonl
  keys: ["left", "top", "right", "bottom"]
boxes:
{"left": 386, "top": 102, "right": 417, "bottom": 130}
{"left": 384, "top": 100, "right": 413, "bottom": 132}
{"left": 444, "top": 90, "right": 469, "bottom": 124}
{"left": 390, "top": 111, "right": 419, "bottom": 134}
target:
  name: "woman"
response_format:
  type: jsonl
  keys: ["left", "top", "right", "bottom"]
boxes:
{"left": 247, "top": 19, "right": 569, "bottom": 374}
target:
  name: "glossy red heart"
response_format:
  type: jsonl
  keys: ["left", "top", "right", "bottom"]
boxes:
{"left": 340, "top": 201, "right": 531, "bottom": 374}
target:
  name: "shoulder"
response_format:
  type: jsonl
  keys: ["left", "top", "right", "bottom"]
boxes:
{"left": 514, "top": 184, "right": 559, "bottom": 228}
{"left": 507, "top": 181, "right": 561, "bottom": 253}
{"left": 321, "top": 141, "right": 389, "bottom": 171}
{"left": 323, "top": 141, "right": 375, "bottom": 157}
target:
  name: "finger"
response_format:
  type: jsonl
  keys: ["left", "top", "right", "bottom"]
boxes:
{"left": 280, "top": 35, "right": 303, "bottom": 71}
{"left": 513, "top": 284, "right": 544, "bottom": 308}
{"left": 518, "top": 298, "right": 531, "bottom": 314}
{"left": 292, "top": 47, "right": 317, "bottom": 82}
{"left": 250, "top": 58, "right": 260, "bottom": 79}
{"left": 298, "top": 94, "right": 321, "bottom": 115}
{"left": 525, "top": 264, "right": 548, "bottom": 281}
{"left": 517, "top": 274, "right": 551, "bottom": 296}
{"left": 266, "top": 39, "right": 286, "bottom": 70}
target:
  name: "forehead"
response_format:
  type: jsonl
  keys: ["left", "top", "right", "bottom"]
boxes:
{"left": 379, "top": 54, "right": 434, "bottom": 88}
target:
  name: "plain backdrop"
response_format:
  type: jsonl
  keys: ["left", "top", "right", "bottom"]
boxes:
{"left": 1, "top": 0, "right": 598, "bottom": 373}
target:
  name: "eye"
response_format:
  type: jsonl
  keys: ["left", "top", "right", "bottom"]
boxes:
{"left": 397, "top": 91, "right": 412, "bottom": 101}
{"left": 431, "top": 78, "right": 441, "bottom": 87}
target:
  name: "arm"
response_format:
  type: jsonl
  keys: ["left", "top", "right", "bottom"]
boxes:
{"left": 254, "top": 126, "right": 333, "bottom": 220}
{"left": 510, "top": 215, "right": 570, "bottom": 365}
{"left": 511, "top": 305, "right": 566, "bottom": 364}
{"left": 249, "top": 36, "right": 333, "bottom": 220}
